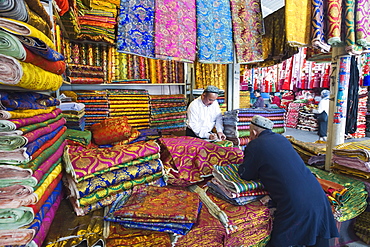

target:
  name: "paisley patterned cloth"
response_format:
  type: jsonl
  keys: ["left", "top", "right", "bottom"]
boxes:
{"left": 154, "top": 0, "right": 196, "bottom": 61}
{"left": 229, "top": 0, "right": 263, "bottom": 64}
{"left": 117, "top": 0, "right": 155, "bottom": 57}
{"left": 64, "top": 140, "right": 160, "bottom": 181}
{"left": 196, "top": 0, "right": 233, "bottom": 63}
{"left": 159, "top": 136, "right": 244, "bottom": 186}
{"left": 311, "top": 0, "right": 331, "bottom": 52}
{"left": 0, "top": 91, "right": 59, "bottom": 111}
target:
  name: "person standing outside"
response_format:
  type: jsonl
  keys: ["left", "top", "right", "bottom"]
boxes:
{"left": 238, "top": 115, "right": 339, "bottom": 247}
{"left": 186, "top": 86, "right": 226, "bottom": 140}
{"left": 313, "top": 89, "right": 330, "bottom": 141}
{"left": 252, "top": 89, "right": 265, "bottom": 108}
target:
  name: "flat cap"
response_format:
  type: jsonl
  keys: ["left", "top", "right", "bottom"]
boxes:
{"left": 204, "top": 85, "right": 220, "bottom": 94}
{"left": 251, "top": 115, "right": 274, "bottom": 130}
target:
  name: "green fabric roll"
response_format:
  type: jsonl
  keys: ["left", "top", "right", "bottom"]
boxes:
{"left": 0, "top": 30, "right": 26, "bottom": 60}
{"left": 0, "top": 177, "right": 37, "bottom": 188}
{"left": 0, "top": 120, "right": 17, "bottom": 132}
{"left": 18, "top": 114, "right": 63, "bottom": 134}
{"left": 65, "top": 129, "right": 92, "bottom": 146}
{"left": 0, "top": 207, "right": 34, "bottom": 230}
{"left": 0, "top": 135, "right": 28, "bottom": 150}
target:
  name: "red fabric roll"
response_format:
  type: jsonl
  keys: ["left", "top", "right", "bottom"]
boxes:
{"left": 23, "top": 48, "right": 66, "bottom": 75}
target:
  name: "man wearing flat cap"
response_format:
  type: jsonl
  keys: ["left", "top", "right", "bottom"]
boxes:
{"left": 186, "top": 85, "right": 226, "bottom": 140}
{"left": 238, "top": 115, "right": 338, "bottom": 247}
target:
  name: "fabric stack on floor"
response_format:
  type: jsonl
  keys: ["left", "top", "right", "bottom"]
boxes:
{"left": 0, "top": 91, "right": 66, "bottom": 246}
{"left": 280, "top": 91, "right": 295, "bottom": 110}
{"left": 331, "top": 140, "right": 370, "bottom": 182}
{"left": 223, "top": 108, "right": 286, "bottom": 147}
{"left": 59, "top": 101, "right": 86, "bottom": 131}
{"left": 149, "top": 94, "right": 187, "bottom": 134}
{"left": 63, "top": 140, "right": 163, "bottom": 216}
{"left": 296, "top": 110, "right": 318, "bottom": 132}
{"left": 286, "top": 136, "right": 326, "bottom": 165}
{"left": 76, "top": 90, "right": 109, "bottom": 130}
{"left": 105, "top": 185, "right": 201, "bottom": 240}
{"left": 108, "top": 89, "right": 150, "bottom": 129}
{"left": 308, "top": 167, "right": 368, "bottom": 223}
{"left": 285, "top": 102, "right": 305, "bottom": 128}
{"left": 207, "top": 164, "right": 268, "bottom": 206}
{"left": 347, "top": 87, "right": 368, "bottom": 139}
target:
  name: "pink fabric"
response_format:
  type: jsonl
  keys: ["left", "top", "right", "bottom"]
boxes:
{"left": 154, "top": 0, "right": 196, "bottom": 61}
{"left": 23, "top": 117, "right": 66, "bottom": 143}
{"left": 9, "top": 109, "right": 62, "bottom": 129}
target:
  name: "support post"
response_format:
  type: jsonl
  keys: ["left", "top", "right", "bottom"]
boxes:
{"left": 325, "top": 46, "right": 350, "bottom": 170}
{"left": 227, "top": 63, "right": 241, "bottom": 110}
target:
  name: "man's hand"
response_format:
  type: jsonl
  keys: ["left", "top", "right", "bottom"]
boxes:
{"left": 217, "top": 132, "right": 226, "bottom": 140}
{"left": 209, "top": 133, "right": 217, "bottom": 140}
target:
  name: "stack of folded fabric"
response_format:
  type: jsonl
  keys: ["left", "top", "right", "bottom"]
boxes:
{"left": 76, "top": 90, "right": 109, "bottom": 129}
{"left": 59, "top": 101, "right": 86, "bottom": 131}
{"left": 297, "top": 110, "right": 318, "bottom": 132}
{"left": 105, "top": 185, "right": 202, "bottom": 236}
{"left": 65, "top": 129, "right": 92, "bottom": 148}
{"left": 159, "top": 136, "right": 244, "bottom": 187}
{"left": 0, "top": 91, "right": 66, "bottom": 246}
{"left": 0, "top": 17, "right": 65, "bottom": 91}
{"left": 67, "top": 63, "right": 105, "bottom": 84}
{"left": 308, "top": 166, "right": 368, "bottom": 222}
{"left": 285, "top": 102, "right": 305, "bottom": 128}
{"left": 63, "top": 140, "right": 163, "bottom": 216}
{"left": 108, "top": 89, "right": 150, "bottom": 129}
{"left": 149, "top": 94, "right": 187, "bottom": 133}
{"left": 353, "top": 211, "right": 370, "bottom": 245}
{"left": 217, "top": 92, "right": 227, "bottom": 113}
{"left": 223, "top": 108, "right": 286, "bottom": 147}
{"left": 207, "top": 164, "right": 268, "bottom": 206}
{"left": 286, "top": 136, "right": 326, "bottom": 165}
{"left": 239, "top": 91, "right": 250, "bottom": 109}
{"left": 347, "top": 87, "right": 368, "bottom": 139}
{"left": 331, "top": 140, "right": 370, "bottom": 181}
{"left": 280, "top": 91, "right": 295, "bottom": 110}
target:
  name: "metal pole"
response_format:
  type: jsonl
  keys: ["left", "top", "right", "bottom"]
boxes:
{"left": 325, "top": 45, "right": 350, "bottom": 170}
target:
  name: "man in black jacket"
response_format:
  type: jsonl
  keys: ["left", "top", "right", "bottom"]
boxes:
{"left": 238, "top": 115, "right": 338, "bottom": 247}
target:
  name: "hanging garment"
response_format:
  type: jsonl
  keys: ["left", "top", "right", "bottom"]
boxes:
{"left": 345, "top": 56, "right": 359, "bottom": 134}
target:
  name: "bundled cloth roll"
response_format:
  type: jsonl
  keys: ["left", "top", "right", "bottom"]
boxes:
{"left": 0, "top": 54, "right": 62, "bottom": 91}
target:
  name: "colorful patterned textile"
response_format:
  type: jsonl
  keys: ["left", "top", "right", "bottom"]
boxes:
{"left": 117, "top": 0, "right": 155, "bottom": 57}
{"left": 26, "top": 126, "right": 65, "bottom": 157}
{"left": 311, "top": 0, "right": 331, "bottom": 52}
{"left": 207, "top": 193, "right": 272, "bottom": 246}
{"left": 0, "top": 206, "right": 34, "bottom": 230}
{"left": 43, "top": 198, "right": 105, "bottom": 247}
{"left": 90, "top": 117, "right": 133, "bottom": 145}
{"left": 107, "top": 222, "right": 171, "bottom": 247}
{"left": 355, "top": 0, "right": 370, "bottom": 48}
{"left": 0, "top": 91, "right": 59, "bottom": 111}
{"left": 308, "top": 166, "right": 368, "bottom": 222}
{"left": 0, "top": 54, "right": 63, "bottom": 91}
{"left": 24, "top": 0, "right": 52, "bottom": 28}
{"left": 334, "top": 140, "right": 370, "bottom": 161}
{"left": 0, "top": 164, "right": 37, "bottom": 187}
{"left": 19, "top": 114, "right": 63, "bottom": 134}
{"left": 159, "top": 136, "right": 244, "bottom": 186}
{"left": 354, "top": 212, "right": 370, "bottom": 245}
{"left": 327, "top": 0, "right": 342, "bottom": 45}
{"left": 285, "top": 0, "right": 311, "bottom": 47}
{"left": 196, "top": 0, "right": 233, "bottom": 63}
{"left": 107, "top": 185, "right": 201, "bottom": 234}
{"left": 0, "top": 147, "right": 30, "bottom": 164}
{"left": 0, "top": 184, "right": 37, "bottom": 209}
{"left": 210, "top": 178, "right": 267, "bottom": 199}
{"left": 0, "top": 17, "right": 55, "bottom": 49}
{"left": 0, "top": 108, "right": 61, "bottom": 130}
{"left": 0, "top": 29, "right": 26, "bottom": 59}
{"left": 0, "top": 229, "right": 34, "bottom": 246}
{"left": 229, "top": 0, "right": 263, "bottom": 64}
{"left": 213, "top": 164, "right": 265, "bottom": 193}
{"left": 0, "top": 135, "right": 28, "bottom": 151}
{"left": 154, "top": 0, "right": 196, "bottom": 61}
{"left": 65, "top": 140, "right": 160, "bottom": 180}
{"left": 34, "top": 166, "right": 63, "bottom": 200}
{"left": 208, "top": 184, "right": 263, "bottom": 206}
{"left": 23, "top": 117, "right": 66, "bottom": 143}
{"left": 23, "top": 47, "right": 66, "bottom": 74}
{"left": 72, "top": 159, "right": 162, "bottom": 199}
{"left": 65, "top": 129, "right": 92, "bottom": 147}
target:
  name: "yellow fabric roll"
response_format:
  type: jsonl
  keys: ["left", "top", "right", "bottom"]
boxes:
{"left": 34, "top": 164, "right": 63, "bottom": 200}
{"left": 0, "top": 17, "right": 55, "bottom": 50}
{"left": 0, "top": 107, "right": 56, "bottom": 120}
{"left": 149, "top": 58, "right": 157, "bottom": 84}
{"left": 0, "top": 54, "right": 63, "bottom": 91}
{"left": 285, "top": 0, "right": 311, "bottom": 47}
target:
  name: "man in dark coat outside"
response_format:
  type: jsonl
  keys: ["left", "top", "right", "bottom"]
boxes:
{"left": 238, "top": 115, "right": 339, "bottom": 247}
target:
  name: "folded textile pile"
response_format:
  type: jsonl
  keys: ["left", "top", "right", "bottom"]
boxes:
{"left": 297, "top": 110, "right": 318, "bottom": 132}
{"left": 63, "top": 140, "right": 163, "bottom": 216}
{"left": 149, "top": 94, "right": 187, "bottom": 133}
{"left": 65, "top": 129, "right": 92, "bottom": 148}
{"left": 286, "top": 136, "right": 326, "bottom": 164}
{"left": 0, "top": 17, "right": 65, "bottom": 91}
{"left": 332, "top": 140, "right": 370, "bottom": 181}
{"left": 280, "top": 91, "right": 295, "bottom": 110}
{"left": 105, "top": 185, "right": 202, "bottom": 235}
{"left": 223, "top": 108, "right": 286, "bottom": 146}
{"left": 159, "top": 136, "right": 244, "bottom": 187}
{"left": 108, "top": 89, "right": 150, "bottom": 129}
{"left": 207, "top": 164, "right": 268, "bottom": 206}
{"left": 285, "top": 102, "right": 306, "bottom": 128}
{"left": 67, "top": 63, "right": 105, "bottom": 84}
{"left": 59, "top": 101, "right": 86, "bottom": 131}
{"left": 354, "top": 211, "right": 370, "bottom": 245}
{"left": 0, "top": 91, "right": 66, "bottom": 246}
{"left": 76, "top": 90, "right": 109, "bottom": 129}
{"left": 308, "top": 166, "right": 368, "bottom": 222}
{"left": 43, "top": 198, "right": 106, "bottom": 247}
